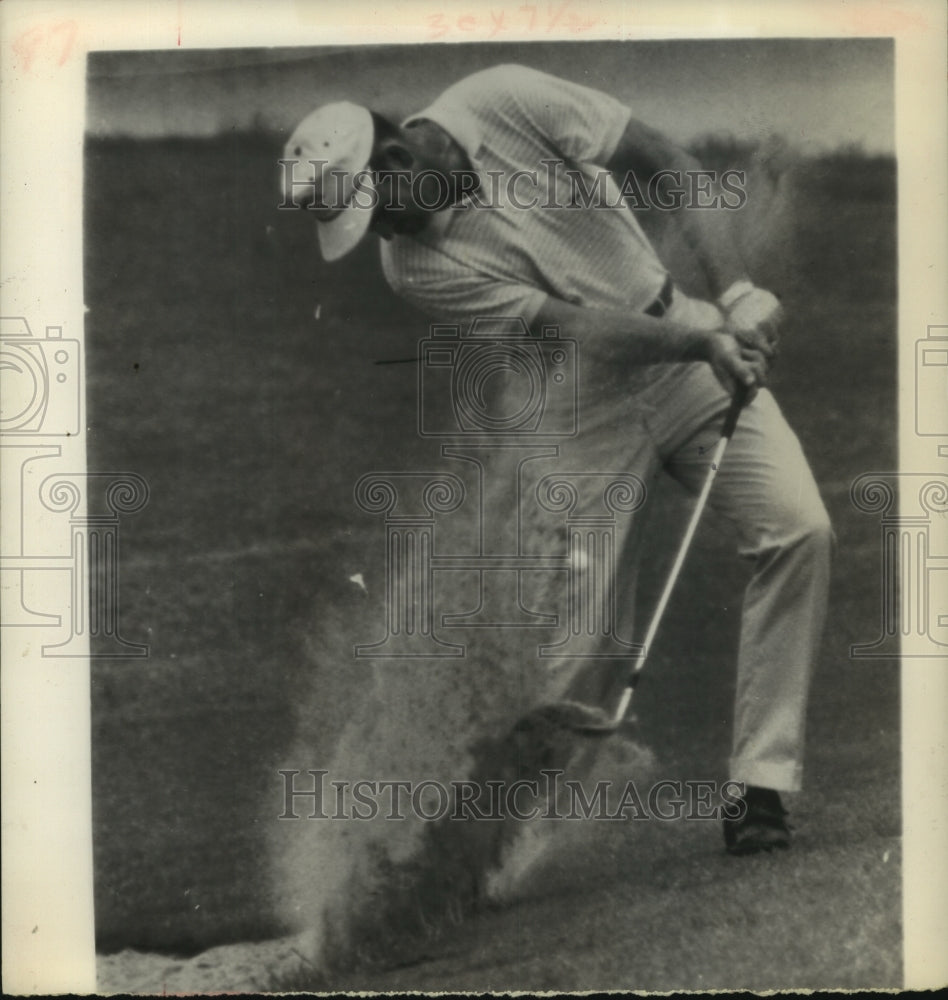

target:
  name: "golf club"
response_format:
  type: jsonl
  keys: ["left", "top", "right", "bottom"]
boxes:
{"left": 513, "top": 381, "right": 750, "bottom": 740}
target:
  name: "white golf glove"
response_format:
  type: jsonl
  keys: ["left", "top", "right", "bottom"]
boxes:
{"left": 718, "top": 280, "right": 783, "bottom": 346}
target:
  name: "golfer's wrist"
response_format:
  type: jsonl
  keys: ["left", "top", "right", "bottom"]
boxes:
{"left": 677, "top": 327, "right": 718, "bottom": 363}
{"left": 717, "top": 279, "right": 755, "bottom": 311}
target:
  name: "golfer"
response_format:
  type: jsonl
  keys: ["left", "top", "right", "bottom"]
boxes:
{"left": 282, "top": 64, "right": 832, "bottom": 855}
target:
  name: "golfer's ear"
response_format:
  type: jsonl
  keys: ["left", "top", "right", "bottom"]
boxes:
{"left": 376, "top": 139, "right": 414, "bottom": 171}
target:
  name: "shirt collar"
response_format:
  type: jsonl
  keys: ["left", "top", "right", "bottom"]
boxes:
{"left": 399, "top": 104, "right": 486, "bottom": 240}
{"left": 402, "top": 105, "right": 484, "bottom": 167}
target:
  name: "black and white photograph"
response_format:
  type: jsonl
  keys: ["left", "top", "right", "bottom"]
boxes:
{"left": 1, "top": 1, "right": 946, "bottom": 994}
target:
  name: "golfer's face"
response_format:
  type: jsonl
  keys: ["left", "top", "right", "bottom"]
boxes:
{"left": 373, "top": 207, "right": 428, "bottom": 239}
{"left": 371, "top": 134, "right": 437, "bottom": 237}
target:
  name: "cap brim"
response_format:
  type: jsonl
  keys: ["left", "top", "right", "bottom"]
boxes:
{"left": 316, "top": 174, "right": 376, "bottom": 262}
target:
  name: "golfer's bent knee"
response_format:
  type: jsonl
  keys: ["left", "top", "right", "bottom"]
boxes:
{"left": 745, "top": 492, "right": 833, "bottom": 561}
{"left": 783, "top": 497, "right": 833, "bottom": 558}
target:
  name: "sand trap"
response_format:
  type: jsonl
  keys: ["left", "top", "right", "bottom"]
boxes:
{"left": 96, "top": 934, "right": 310, "bottom": 994}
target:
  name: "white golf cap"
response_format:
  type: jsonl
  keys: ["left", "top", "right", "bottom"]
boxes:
{"left": 283, "top": 102, "right": 376, "bottom": 261}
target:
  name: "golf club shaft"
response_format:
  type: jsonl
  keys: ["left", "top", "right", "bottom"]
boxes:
{"left": 611, "top": 384, "right": 749, "bottom": 723}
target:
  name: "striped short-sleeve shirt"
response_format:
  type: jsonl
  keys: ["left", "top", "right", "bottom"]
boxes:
{"left": 379, "top": 64, "right": 669, "bottom": 327}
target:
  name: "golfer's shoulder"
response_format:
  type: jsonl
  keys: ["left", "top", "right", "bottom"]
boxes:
{"left": 440, "top": 63, "right": 555, "bottom": 113}
{"left": 441, "top": 64, "right": 625, "bottom": 150}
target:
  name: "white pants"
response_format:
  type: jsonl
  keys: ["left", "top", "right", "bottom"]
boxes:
{"left": 512, "top": 291, "right": 832, "bottom": 792}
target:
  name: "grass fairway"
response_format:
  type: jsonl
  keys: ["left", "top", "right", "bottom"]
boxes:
{"left": 87, "top": 134, "right": 899, "bottom": 990}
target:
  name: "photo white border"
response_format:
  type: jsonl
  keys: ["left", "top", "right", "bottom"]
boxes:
{"left": 1, "top": 0, "right": 945, "bottom": 992}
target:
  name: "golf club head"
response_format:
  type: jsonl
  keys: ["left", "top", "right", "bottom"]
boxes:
{"left": 569, "top": 705, "right": 639, "bottom": 735}
{"left": 514, "top": 700, "right": 623, "bottom": 737}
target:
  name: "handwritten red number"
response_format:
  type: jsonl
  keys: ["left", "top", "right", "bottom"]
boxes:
{"left": 12, "top": 25, "right": 45, "bottom": 72}
{"left": 50, "top": 20, "right": 77, "bottom": 66}
{"left": 12, "top": 20, "right": 77, "bottom": 72}
{"left": 427, "top": 13, "right": 449, "bottom": 39}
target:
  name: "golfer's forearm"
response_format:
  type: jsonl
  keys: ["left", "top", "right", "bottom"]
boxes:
{"left": 607, "top": 120, "right": 748, "bottom": 298}
{"left": 650, "top": 148, "right": 747, "bottom": 298}
{"left": 532, "top": 298, "right": 715, "bottom": 368}
{"left": 676, "top": 196, "right": 748, "bottom": 298}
